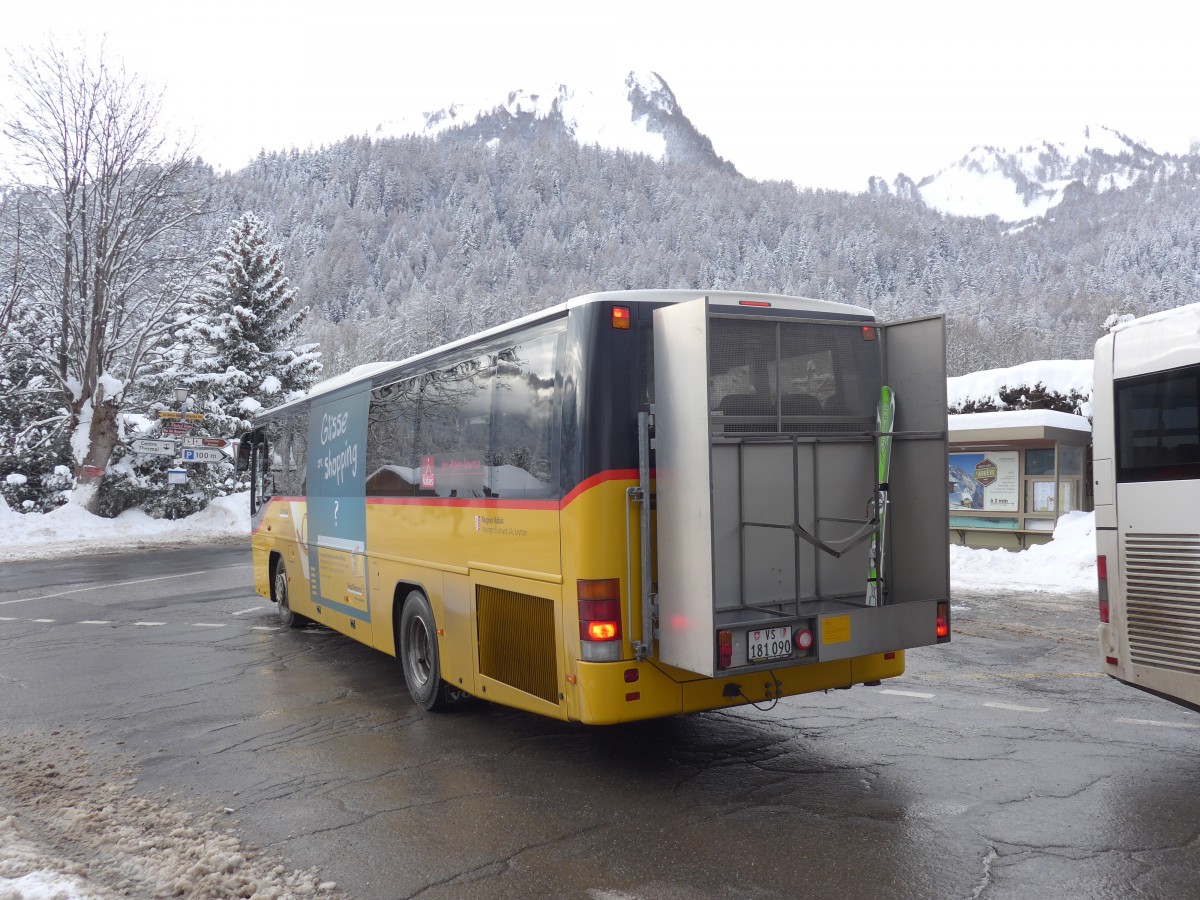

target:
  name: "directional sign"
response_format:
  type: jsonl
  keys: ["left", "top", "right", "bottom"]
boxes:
{"left": 180, "top": 447, "right": 224, "bottom": 464}
{"left": 130, "top": 438, "right": 177, "bottom": 457}
{"left": 181, "top": 436, "right": 229, "bottom": 449}
{"left": 158, "top": 410, "right": 205, "bottom": 421}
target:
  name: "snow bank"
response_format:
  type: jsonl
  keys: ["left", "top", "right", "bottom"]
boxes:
{"left": 949, "top": 510, "right": 1097, "bottom": 594}
{"left": 0, "top": 493, "right": 250, "bottom": 562}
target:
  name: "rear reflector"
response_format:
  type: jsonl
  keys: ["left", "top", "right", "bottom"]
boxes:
{"left": 1105, "top": 656, "right": 1119, "bottom": 667}
{"left": 1097, "top": 555, "right": 1110, "bottom": 623}
{"left": 717, "top": 629, "right": 733, "bottom": 669}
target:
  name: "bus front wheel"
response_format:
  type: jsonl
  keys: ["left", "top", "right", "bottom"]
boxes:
{"left": 399, "top": 590, "right": 448, "bottom": 711}
{"left": 273, "top": 560, "right": 309, "bottom": 629}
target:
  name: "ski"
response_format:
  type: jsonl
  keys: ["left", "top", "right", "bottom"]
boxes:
{"left": 866, "top": 386, "right": 895, "bottom": 606}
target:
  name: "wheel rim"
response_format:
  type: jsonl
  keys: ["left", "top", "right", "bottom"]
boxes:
{"left": 275, "top": 568, "right": 290, "bottom": 620}
{"left": 406, "top": 616, "right": 433, "bottom": 687}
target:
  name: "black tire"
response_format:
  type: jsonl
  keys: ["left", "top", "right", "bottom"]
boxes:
{"left": 399, "top": 590, "right": 448, "bottom": 710}
{"left": 274, "top": 560, "right": 309, "bottom": 629}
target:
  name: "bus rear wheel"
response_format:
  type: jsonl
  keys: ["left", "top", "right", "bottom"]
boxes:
{"left": 399, "top": 590, "right": 449, "bottom": 711}
{"left": 273, "top": 560, "right": 309, "bottom": 629}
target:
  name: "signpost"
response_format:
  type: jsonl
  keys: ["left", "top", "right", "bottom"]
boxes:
{"left": 180, "top": 436, "right": 229, "bottom": 449}
{"left": 180, "top": 448, "right": 224, "bottom": 464}
{"left": 130, "top": 439, "right": 177, "bottom": 457}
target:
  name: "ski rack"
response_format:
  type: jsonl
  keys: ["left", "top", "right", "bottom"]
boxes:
{"left": 724, "top": 431, "right": 879, "bottom": 614}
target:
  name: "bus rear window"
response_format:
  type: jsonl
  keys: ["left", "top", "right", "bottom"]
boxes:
{"left": 1116, "top": 364, "right": 1200, "bottom": 483}
{"left": 708, "top": 318, "right": 881, "bottom": 435}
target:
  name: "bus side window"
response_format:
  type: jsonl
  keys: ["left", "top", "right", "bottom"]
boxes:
{"left": 249, "top": 436, "right": 269, "bottom": 514}
{"left": 491, "top": 333, "right": 557, "bottom": 498}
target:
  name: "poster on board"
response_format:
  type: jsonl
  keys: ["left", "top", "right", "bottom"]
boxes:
{"left": 949, "top": 451, "right": 1019, "bottom": 512}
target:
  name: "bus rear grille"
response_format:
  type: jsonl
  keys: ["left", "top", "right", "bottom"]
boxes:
{"left": 1123, "top": 533, "right": 1200, "bottom": 675}
{"left": 476, "top": 586, "right": 559, "bottom": 704}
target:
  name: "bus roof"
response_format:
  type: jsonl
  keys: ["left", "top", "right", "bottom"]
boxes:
{"left": 259, "top": 289, "right": 874, "bottom": 419}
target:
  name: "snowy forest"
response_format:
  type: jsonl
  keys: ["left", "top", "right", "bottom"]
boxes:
{"left": 4, "top": 41, "right": 1200, "bottom": 516}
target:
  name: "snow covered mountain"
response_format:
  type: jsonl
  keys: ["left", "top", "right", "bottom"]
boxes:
{"left": 377, "top": 71, "right": 736, "bottom": 173}
{"left": 873, "top": 126, "right": 1172, "bottom": 222}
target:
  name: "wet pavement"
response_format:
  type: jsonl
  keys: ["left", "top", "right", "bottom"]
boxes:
{"left": 1, "top": 546, "right": 1198, "bottom": 898}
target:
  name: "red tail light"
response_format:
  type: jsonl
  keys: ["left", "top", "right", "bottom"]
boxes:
{"left": 611, "top": 306, "right": 631, "bottom": 329}
{"left": 1097, "top": 555, "right": 1110, "bottom": 623}
{"left": 578, "top": 579, "right": 622, "bottom": 662}
{"left": 936, "top": 601, "right": 950, "bottom": 641}
{"left": 717, "top": 629, "right": 733, "bottom": 669}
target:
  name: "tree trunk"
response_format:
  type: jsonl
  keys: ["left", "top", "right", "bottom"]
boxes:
{"left": 73, "top": 399, "right": 120, "bottom": 514}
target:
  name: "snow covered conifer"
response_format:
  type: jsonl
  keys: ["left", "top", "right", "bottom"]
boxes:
{"left": 190, "top": 212, "right": 321, "bottom": 435}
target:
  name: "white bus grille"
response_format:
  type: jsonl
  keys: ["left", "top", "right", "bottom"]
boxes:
{"left": 1123, "top": 533, "right": 1200, "bottom": 675}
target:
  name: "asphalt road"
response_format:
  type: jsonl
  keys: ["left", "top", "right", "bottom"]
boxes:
{"left": 1, "top": 546, "right": 1198, "bottom": 899}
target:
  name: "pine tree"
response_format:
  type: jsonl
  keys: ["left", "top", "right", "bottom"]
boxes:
{"left": 190, "top": 212, "right": 322, "bottom": 436}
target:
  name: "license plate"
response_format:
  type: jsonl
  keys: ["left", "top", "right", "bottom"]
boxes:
{"left": 747, "top": 626, "right": 792, "bottom": 663}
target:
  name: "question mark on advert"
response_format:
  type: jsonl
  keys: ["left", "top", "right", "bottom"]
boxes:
{"left": 334, "top": 500, "right": 339, "bottom": 527}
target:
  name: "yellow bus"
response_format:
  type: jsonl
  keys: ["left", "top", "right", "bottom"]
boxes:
{"left": 241, "top": 290, "right": 950, "bottom": 724}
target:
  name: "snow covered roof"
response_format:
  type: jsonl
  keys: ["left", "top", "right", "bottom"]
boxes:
{"left": 1110, "top": 300, "right": 1200, "bottom": 334}
{"left": 949, "top": 409, "right": 1092, "bottom": 439}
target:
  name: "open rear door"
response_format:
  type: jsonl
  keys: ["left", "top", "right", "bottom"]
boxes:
{"left": 880, "top": 316, "right": 950, "bottom": 606}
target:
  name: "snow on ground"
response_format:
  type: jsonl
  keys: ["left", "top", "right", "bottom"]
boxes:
{"left": 950, "top": 509, "right": 1096, "bottom": 595}
{"left": 0, "top": 729, "right": 338, "bottom": 899}
{"left": 0, "top": 492, "right": 250, "bottom": 562}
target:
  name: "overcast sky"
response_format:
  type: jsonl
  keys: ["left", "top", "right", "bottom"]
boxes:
{"left": 3, "top": 0, "right": 1198, "bottom": 192}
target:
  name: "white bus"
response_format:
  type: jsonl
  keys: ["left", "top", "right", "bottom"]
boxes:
{"left": 1094, "top": 304, "right": 1200, "bottom": 712}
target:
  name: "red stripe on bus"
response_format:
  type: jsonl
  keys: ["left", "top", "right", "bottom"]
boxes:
{"left": 559, "top": 469, "right": 640, "bottom": 507}
{"left": 368, "top": 496, "right": 560, "bottom": 511}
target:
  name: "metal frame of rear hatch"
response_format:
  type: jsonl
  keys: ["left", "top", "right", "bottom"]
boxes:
{"left": 728, "top": 432, "right": 879, "bottom": 619}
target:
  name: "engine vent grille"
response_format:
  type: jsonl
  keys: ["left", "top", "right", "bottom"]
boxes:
{"left": 1123, "top": 533, "right": 1200, "bottom": 675}
{"left": 476, "top": 586, "right": 559, "bottom": 704}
